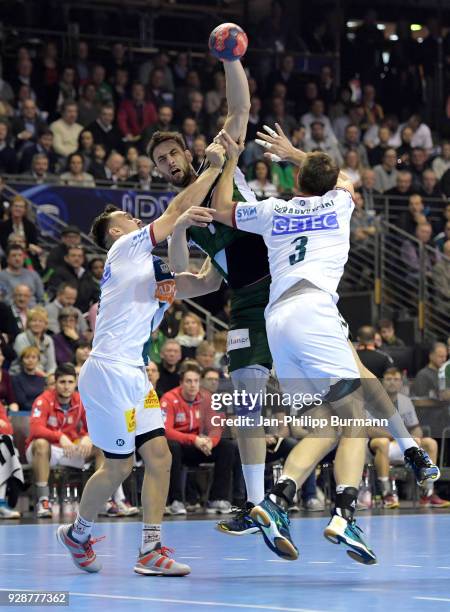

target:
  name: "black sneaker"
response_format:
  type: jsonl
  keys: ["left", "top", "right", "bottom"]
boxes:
{"left": 216, "top": 502, "right": 259, "bottom": 536}
{"left": 404, "top": 447, "right": 440, "bottom": 486}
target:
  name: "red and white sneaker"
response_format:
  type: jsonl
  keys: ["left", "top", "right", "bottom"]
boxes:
{"left": 115, "top": 499, "right": 139, "bottom": 517}
{"left": 420, "top": 494, "right": 450, "bottom": 508}
{"left": 56, "top": 524, "right": 104, "bottom": 573}
{"left": 134, "top": 546, "right": 191, "bottom": 576}
{"left": 36, "top": 498, "right": 52, "bottom": 518}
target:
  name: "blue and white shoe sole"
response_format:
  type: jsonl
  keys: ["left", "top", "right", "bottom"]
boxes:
{"left": 417, "top": 466, "right": 440, "bottom": 486}
{"left": 324, "top": 525, "right": 377, "bottom": 565}
{"left": 250, "top": 505, "right": 299, "bottom": 560}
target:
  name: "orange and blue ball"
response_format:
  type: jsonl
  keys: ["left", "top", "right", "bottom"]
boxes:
{"left": 208, "top": 23, "right": 248, "bottom": 62}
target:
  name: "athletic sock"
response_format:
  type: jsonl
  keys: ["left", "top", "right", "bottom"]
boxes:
{"left": 141, "top": 524, "right": 161, "bottom": 554}
{"left": 112, "top": 484, "right": 125, "bottom": 504}
{"left": 71, "top": 513, "right": 94, "bottom": 543}
{"left": 36, "top": 482, "right": 49, "bottom": 500}
{"left": 335, "top": 485, "right": 358, "bottom": 521}
{"left": 269, "top": 476, "right": 297, "bottom": 511}
{"left": 242, "top": 464, "right": 265, "bottom": 504}
{"left": 385, "top": 412, "right": 418, "bottom": 454}
{"left": 378, "top": 477, "right": 391, "bottom": 496}
{"left": 421, "top": 482, "right": 433, "bottom": 497}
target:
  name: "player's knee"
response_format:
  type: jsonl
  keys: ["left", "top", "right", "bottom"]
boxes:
{"left": 372, "top": 437, "right": 390, "bottom": 454}
{"left": 422, "top": 437, "right": 437, "bottom": 453}
{"left": 103, "top": 455, "right": 134, "bottom": 481}
{"left": 32, "top": 438, "right": 50, "bottom": 455}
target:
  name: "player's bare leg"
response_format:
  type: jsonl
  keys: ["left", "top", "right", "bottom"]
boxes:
{"left": 133, "top": 435, "right": 191, "bottom": 576}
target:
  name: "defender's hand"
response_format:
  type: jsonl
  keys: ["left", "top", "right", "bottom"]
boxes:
{"left": 256, "top": 123, "right": 296, "bottom": 162}
{"left": 205, "top": 143, "right": 226, "bottom": 168}
{"left": 174, "top": 206, "right": 215, "bottom": 231}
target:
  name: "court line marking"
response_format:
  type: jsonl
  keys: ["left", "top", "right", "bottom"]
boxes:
{"left": 0, "top": 589, "right": 325, "bottom": 612}
{"left": 414, "top": 597, "right": 450, "bottom": 603}
{"left": 437, "top": 566, "right": 450, "bottom": 569}
{"left": 224, "top": 558, "right": 249, "bottom": 561}
{"left": 178, "top": 556, "right": 203, "bottom": 559}
{"left": 394, "top": 564, "right": 422, "bottom": 568}
{"left": 308, "top": 561, "right": 334, "bottom": 564}
{"left": 266, "top": 559, "right": 290, "bottom": 563}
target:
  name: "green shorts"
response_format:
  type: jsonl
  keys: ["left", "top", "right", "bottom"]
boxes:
{"left": 227, "top": 276, "right": 272, "bottom": 372}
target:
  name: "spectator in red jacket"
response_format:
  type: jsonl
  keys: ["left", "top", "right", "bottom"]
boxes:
{"left": 0, "top": 401, "right": 23, "bottom": 518}
{"left": 161, "top": 361, "right": 236, "bottom": 516}
{"left": 117, "top": 82, "right": 157, "bottom": 140}
{"left": 25, "top": 363, "right": 101, "bottom": 518}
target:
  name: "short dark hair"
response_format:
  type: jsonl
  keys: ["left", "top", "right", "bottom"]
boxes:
{"left": 147, "top": 130, "right": 187, "bottom": 162}
{"left": 383, "top": 367, "right": 401, "bottom": 378}
{"left": 55, "top": 363, "right": 77, "bottom": 380}
{"left": 298, "top": 152, "right": 339, "bottom": 196}
{"left": 6, "top": 243, "right": 25, "bottom": 257}
{"left": 357, "top": 325, "right": 376, "bottom": 343}
{"left": 179, "top": 360, "right": 202, "bottom": 380}
{"left": 202, "top": 367, "right": 219, "bottom": 378}
{"left": 57, "top": 282, "right": 78, "bottom": 295}
{"left": 378, "top": 319, "right": 394, "bottom": 329}
{"left": 90, "top": 204, "right": 120, "bottom": 249}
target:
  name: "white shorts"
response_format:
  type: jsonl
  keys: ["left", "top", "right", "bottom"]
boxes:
{"left": 388, "top": 441, "right": 404, "bottom": 464}
{"left": 78, "top": 357, "right": 164, "bottom": 455}
{"left": 266, "top": 289, "right": 359, "bottom": 399}
{"left": 25, "top": 443, "right": 87, "bottom": 469}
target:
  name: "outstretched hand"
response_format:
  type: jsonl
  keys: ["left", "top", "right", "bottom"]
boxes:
{"left": 205, "top": 142, "right": 226, "bottom": 168}
{"left": 255, "top": 123, "right": 296, "bottom": 162}
{"left": 214, "top": 130, "right": 245, "bottom": 161}
{"left": 174, "top": 206, "right": 215, "bottom": 231}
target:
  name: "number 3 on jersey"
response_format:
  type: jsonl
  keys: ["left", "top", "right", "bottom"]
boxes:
{"left": 289, "top": 236, "right": 308, "bottom": 265}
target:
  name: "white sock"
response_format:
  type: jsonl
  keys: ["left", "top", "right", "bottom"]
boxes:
{"left": 386, "top": 412, "right": 418, "bottom": 454}
{"left": 378, "top": 477, "right": 390, "bottom": 496}
{"left": 242, "top": 464, "right": 265, "bottom": 504}
{"left": 421, "top": 482, "right": 433, "bottom": 497}
{"left": 112, "top": 484, "right": 125, "bottom": 503}
{"left": 71, "top": 513, "right": 94, "bottom": 543}
{"left": 141, "top": 524, "right": 161, "bottom": 554}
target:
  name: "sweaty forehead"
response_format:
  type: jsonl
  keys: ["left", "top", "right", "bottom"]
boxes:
{"left": 154, "top": 140, "right": 184, "bottom": 158}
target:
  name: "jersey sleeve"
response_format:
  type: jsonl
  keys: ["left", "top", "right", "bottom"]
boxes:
{"left": 232, "top": 198, "right": 275, "bottom": 235}
{"left": 115, "top": 224, "right": 157, "bottom": 260}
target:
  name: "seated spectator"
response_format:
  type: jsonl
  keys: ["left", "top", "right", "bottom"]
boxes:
{"left": 335, "top": 103, "right": 365, "bottom": 145}
{"left": 248, "top": 160, "right": 279, "bottom": 198}
{"left": 434, "top": 221, "right": 450, "bottom": 252}
{"left": 0, "top": 401, "right": 23, "bottom": 518}
{"left": 181, "top": 117, "right": 198, "bottom": 152}
{"left": 205, "top": 71, "right": 226, "bottom": 115}
{"left": 124, "top": 145, "right": 139, "bottom": 176}
{"left": 350, "top": 192, "right": 376, "bottom": 245}
{"left": 159, "top": 300, "right": 189, "bottom": 338}
{"left": 400, "top": 222, "right": 437, "bottom": 280}
{"left": 91, "top": 151, "right": 125, "bottom": 186}
{"left": 117, "top": 82, "right": 157, "bottom": 140}
{"left": 11, "top": 98, "right": 47, "bottom": 152}
{"left": 45, "top": 225, "right": 81, "bottom": 272}
{"left": 367, "top": 125, "right": 391, "bottom": 167}
{"left": 156, "top": 339, "right": 182, "bottom": 396}
{"left": 342, "top": 150, "right": 364, "bottom": 188}
{"left": 373, "top": 148, "right": 398, "bottom": 193}
{"left": 11, "top": 346, "right": 46, "bottom": 411}
{"left": 0, "top": 121, "right": 17, "bottom": 174}
{"left": 50, "top": 100, "right": 83, "bottom": 159}
{"left": 361, "top": 83, "right": 384, "bottom": 129}
{"left": 264, "top": 96, "right": 297, "bottom": 138}
{"left": 4, "top": 233, "right": 43, "bottom": 275}
{"left": 358, "top": 168, "right": 380, "bottom": 212}
{"left": 9, "top": 283, "right": 32, "bottom": 336}
{"left": 176, "top": 312, "right": 205, "bottom": 360}
{"left": 356, "top": 325, "right": 393, "bottom": 378}
{"left": 18, "top": 127, "right": 57, "bottom": 174}
{"left": 201, "top": 367, "right": 220, "bottom": 394}
{"left": 0, "top": 244, "right": 44, "bottom": 306}
{"left": 88, "top": 258, "right": 104, "bottom": 289}
{"left": 339, "top": 123, "right": 369, "bottom": 167}
{"left": 398, "top": 194, "right": 427, "bottom": 235}
{"left": 74, "top": 341, "right": 91, "bottom": 376}
{"left": 419, "top": 169, "right": 443, "bottom": 204}
{"left": 378, "top": 319, "right": 405, "bottom": 348}
{"left": 111, "top": 68, "right": 131, "bottom": 108}
{"left": 76, "top": 129, "right": 95, "bottom": 171}
{"left": 191, "top": 135, "right": 207, "bottom": 172}
{"left": 87, "top": 104, "right": 123, "bottom": 155}
{"left": 396, "top": 125, "right": 414, "bottom": 167}
{"left": 53, "top": 307, "right": 88, "bottom": 365}
{"left": 407, "top": 147, "right": 429, "bottom": 189}
{"left": 195, "top": 341, "right": 216, "bottom": 370}
{"left": 54, "top": 65, "right": 78, "bottom": 113}
{"left": 411, "top": 342, "right": 449, "bottom": 400}
{"left": 59, "top": 152, "right": 95, "bottom": 187}
{"left": 22, "top": 153, "right": 59, "bottom": 184}
{"left": 25, "top": 363, "right": 101, "bottom": 518}
{"left": 304, "top": 121, "right": 343, "bottom": 166}
{"left": 146, "top": 360, "right": 160, "bottom": 390}
{"left": 0, "top": 347, "right": 19, "bottom": 411}
{"left": 368, "top": 367, "right": 449, "bottom": 508}
{"left": 139, "top": 51, "right": 174, "bottom": 92}
{"left": 0, "top": 196, "right": 40, "bottom": 254}
{"left": 432, "top": 241, "right": 450, "bottom": 317}
{"left": 301, "top": 99, "right": 337, "bottom": 144}
{"left": 92, "top": 63, "right": 113, "bottom": 106}
{"left": 127, "top": 156, "right": 152, "bottom": 190}
{"left": 12, "top": 307, "right": 56, "bottom": 376}
{"left": 403, "top": 113, "right": 433, "bottom": 153}
{"left": 180, "top": 90, "right": 208, "bottom": 135}
{"left": 432, "top": 141, "right": 450, "bottom": 180}
{"left": 77, "top": 82, "right": 100, "bottom": 127}
{"left": 140, "top": 105, "right": 176, "bottom": 153}
{"left": 385, "top": 171, "right": 414, "bottom": 209}
{"left": 162, "top": 361, "right": 235, "bottom": 515}
{"left": 47, "top": 245, "right": 100, "bottom": 313}
{"left": 147, "top": 67, "right": 174, "bottom": 109}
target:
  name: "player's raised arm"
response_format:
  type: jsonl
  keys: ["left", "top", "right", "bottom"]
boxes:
{"left": 209, "top": 132, "right": 242, "bottom": 227}
{"left": 151, "top": 143, "right": 225, "bottom": 244}
{"left": 174, "top": 256, "right": 223, "bottom": 299}
{"left": 222, "top": 61, "right": 251, "bottom": 142}
{"left": 168, "top": 207, "right": 214, "bottom": 272}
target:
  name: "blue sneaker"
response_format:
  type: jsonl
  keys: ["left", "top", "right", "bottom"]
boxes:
{"left": 324, "top": 514, "right": 377, "bottom": 565}
{"left": 250, "top": 497, "right": 299, "bottom": 560}
{"left": 404, "top": 447, "right": 440, "bottom": 485}
{"left": 216, "top": 502, "right": 259, "bottom": 536}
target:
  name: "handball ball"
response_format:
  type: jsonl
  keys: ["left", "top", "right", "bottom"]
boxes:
{"left": 208, "top": 23, "right": 248, "bottom": 62}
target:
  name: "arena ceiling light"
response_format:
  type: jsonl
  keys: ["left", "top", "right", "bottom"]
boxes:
{"left": 410, "top": 24, "right": 423, "bottom": 31}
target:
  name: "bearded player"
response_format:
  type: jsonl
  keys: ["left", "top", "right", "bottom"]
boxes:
{"left": 56, "top": 142, "right": 226, "bottom": 576}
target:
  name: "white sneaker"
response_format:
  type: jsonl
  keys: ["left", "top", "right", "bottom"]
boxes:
{"left": 36, "top": 498, "right": 52, "bottom": 518}
{"left": 0, "top": 505, "right": 21, "bottom": 519}
{"left": 206, "top": 500, "right": 232, "bottom": 514}
{"left": 169, "top": 500, "right": 187, "bottom": 515}
{"left": 115, "top": 499, "right": 139, "bottom": 517}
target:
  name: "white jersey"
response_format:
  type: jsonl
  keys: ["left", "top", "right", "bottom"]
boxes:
{"left": 233, "top": 188, "right": 354, "bottom": 309}
{"left": 91, "top": 223, "right": 163, "bottom": 367}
